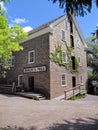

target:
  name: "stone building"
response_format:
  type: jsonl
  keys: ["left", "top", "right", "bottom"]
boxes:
{"left": 6, "top": 14, "right": 87, "bottom": 99}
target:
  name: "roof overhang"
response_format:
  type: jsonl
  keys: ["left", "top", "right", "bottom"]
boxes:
{"left": 20, "top": 26, "right": 53, "bottom": 44}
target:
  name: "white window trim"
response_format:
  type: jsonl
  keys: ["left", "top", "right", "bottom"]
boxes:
{"left": 61, "top": 30, "right": 66, "bottom": 41}
{"left": 62, "top": 51, "right": 67, "bottom": 63}
{"left": 61, "top": 74, "right": 67, "bottom": 86}
{"left": 78, "top": 56, "right": 82, "bottom": 66}
{"left": 28, "top": 50, "right": 35, "bottom": 64}
{"left": 65, "top": 21, "right": 69, "bottom": 30}
{"left": 80, "top": 75, "right": 84, "bottom": 85}
{"left": 18, "top": 75, "right": 23, "bottom": 86}
{"left": 77, "top": 40, "right": 80, "bottom": 48}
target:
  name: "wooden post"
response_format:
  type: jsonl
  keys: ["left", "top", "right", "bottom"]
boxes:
{"left": 12, "top": 82, "right": 16, "bottom": 94}
{"left": 65, "top": 91, "right": 66, "bottom": 100}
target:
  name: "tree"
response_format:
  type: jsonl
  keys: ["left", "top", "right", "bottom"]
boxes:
{"left": 0, "top": 0, "right": 28, "bottom": 77}
{"left": 48, "top": 0, "right": 98, "bottom": 16}
{"left": 0, "top": 0, "right": 10, "bottom": 15}
{"left": 86, "top": 37, "right": 98, "bottom": 94}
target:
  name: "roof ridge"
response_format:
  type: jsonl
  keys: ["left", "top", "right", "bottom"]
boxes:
{"left": 28, "top": 14, "right": 65, "bottom": 35}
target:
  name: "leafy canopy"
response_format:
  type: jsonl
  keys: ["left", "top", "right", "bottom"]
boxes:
{"left": 0, "top": 0, "right": 28, "bottom": 77}
{"left": 86, "top": 37, "right": 98, "bottom": 94}
{"left": 49, "top": 0, "right": 98, "bottom": 16}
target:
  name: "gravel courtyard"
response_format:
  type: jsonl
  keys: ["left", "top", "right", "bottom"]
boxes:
{"left": 0, "top": 94, "right": 98, "bottom": 130}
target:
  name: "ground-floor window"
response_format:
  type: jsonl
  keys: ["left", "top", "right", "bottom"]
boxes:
{"left": 18, "top": 75, "right": 23, "bottom": 86}
{"left": 61, "top": 74, "right": 67, "bottom": 86}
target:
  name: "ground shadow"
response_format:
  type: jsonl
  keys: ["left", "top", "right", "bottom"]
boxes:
{"left": 45, "top": 117, "right": 98, "bottom": 130}
{"left": 0, "top": 117, "right": 98, "bottom": 130}
{"left": 0, "top": 94, "right": 22, "bottom": 98}
{"left": 0, "top": 126, "right": 37, "bottom": 130}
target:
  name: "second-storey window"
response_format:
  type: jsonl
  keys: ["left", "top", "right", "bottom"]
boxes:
{"left": 62, "top": 51, "right": 67, "bottom": 63}
{"left": 61, "top": 30, "right": 66, "bottom": 41}
{"left": 77, "top": 40, "right": 80, "bottom": 48}
{"left": 28, "top": 50, "right": 35, "bottom": 64}
{"left": 65, "top": 21, "right": 69, "bottom": 30}
{"left": 78, "top": 56, "right": 81, "bottom": 66}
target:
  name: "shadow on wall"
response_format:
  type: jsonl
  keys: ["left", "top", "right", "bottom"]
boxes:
{"left": 0, "top": 117, "right": 98, "bottom": 130}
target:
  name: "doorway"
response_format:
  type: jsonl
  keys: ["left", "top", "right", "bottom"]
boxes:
{"left": 28, "top": 76, "right": 34, "bottom": 91}
{"left": 72, "top": 76, "right": 76, "bottom": 87}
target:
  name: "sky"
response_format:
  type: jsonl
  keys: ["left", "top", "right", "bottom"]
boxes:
{"left": 2, "top": 0, "right": 98, "bottom": 38}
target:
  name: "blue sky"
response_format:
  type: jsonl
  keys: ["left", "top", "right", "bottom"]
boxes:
{"left": 3, "top": 0, "right": 98, "bottom": 38}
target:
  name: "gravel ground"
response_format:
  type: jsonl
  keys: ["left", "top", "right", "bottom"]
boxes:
{"left": 0, "top": 94, "right": 98, "bottom": 130}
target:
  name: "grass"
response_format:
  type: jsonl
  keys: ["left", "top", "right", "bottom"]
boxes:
{"left": 69, "top": 94, "right": 86, "bottom": 100}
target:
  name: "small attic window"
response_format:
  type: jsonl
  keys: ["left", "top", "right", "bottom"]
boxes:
{"left": 61, "top": 30, "right": 66, "bottom": 41}
{"left": 65, "top": 21, "right": 69, "bottom": 30}
{"left": 77, "top": 40, "right": 80, "bottom": 48}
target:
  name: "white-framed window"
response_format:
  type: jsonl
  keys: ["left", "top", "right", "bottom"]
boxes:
{"left": 77, "top": 39, "right": 80, "bottom": 48}
{"left": 18, "top": 75, "right": 23, "bottom": 86}
{"left": 65, "top": 21, "right": 69, "bottom": 30}
{"left": 78, "top": 56, "right": 81, "bottom": 66}
{"left": 28, "top": 50, "right": 35, "bottom": 64}
{"left": 10, "top": 56, "right": 15, "bottom": 67}
{"left": 62, "top": 51, "right": 67, "bottom": 63}
{"left": 61, "top": 74, "right": 67, "bottom": 86}
{"left": 80, "top": 75, "right": 83, "bottom": 85}
{"left": 61, "top": 30, "right": 66, "bottom": 41}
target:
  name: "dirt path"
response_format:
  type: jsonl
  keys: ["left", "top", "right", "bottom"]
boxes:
{"left": 0, "top": 94, "right": 98, "bottom": 130}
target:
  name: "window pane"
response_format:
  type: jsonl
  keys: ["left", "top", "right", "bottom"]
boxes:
{"left": 28, "top": 50, "right": 35, "bottom": 63}
{"left": 61, "top": 74, "right": 67, "bottom": 86}
{"left": 78, "top": 57, "right": 80, "bottom": 63}
{"left": 65, "top": 22, "right": 69, "bottom": 30}
{"left": 80, "top": 76, "right": 83, "bottom": 83}
{"left": 61, "top": 30, "right": 65, "bottom": 41}
{"left": 62, "top": 74, "right": 65, "bottom": 80}
{"left": 62, "top": 80, "right": 66, "bottom": 85}
{"left": 62, "top": 52, "right": 67, "bottom": 63}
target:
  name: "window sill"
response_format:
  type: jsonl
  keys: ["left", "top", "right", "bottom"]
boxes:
{"left": 61, "top": 85, "right": 67, "bottom": 87}
{"left": 28, "top": 62, "right": 34, "bottom": 64}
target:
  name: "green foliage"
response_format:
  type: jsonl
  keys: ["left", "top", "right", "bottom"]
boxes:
{"left": 0, "top": 16, "right": 28, "bottom": 77}
{"left": 50, "top": 44, "right": 79, "bottom": 73}
{"left": 48, "top": 0, "right": 97, "bottom": 16}
{"left": 86, "top": 37, "right": 98, "bottom": 94}
{"left": 87, "top": 43, "right": 98, "bottom": 74}
{"left": 0, "top": 0, "right": 10, "bottom": 2}
{"left": 0, "top": 0, "right": 10, "bottom": 16}
{"left": 88, "top": 70, "right": 93, "bottom": 78}
{"left": 68, "top": 94, "right": 86, "bottom": 100}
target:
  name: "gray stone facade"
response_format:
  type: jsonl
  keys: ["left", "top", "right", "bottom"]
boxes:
{"left": 6, "top": 15, "right": 87, "bottom": 99}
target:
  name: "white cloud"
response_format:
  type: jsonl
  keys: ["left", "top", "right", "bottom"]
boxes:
{"left": 96, "top": 24, "right": 98, "bottom": 28}
{"left": 0, "top": 2, "right": 7, "bottom": 12}
{"left": 12, "top": 18, "right": 28, "bottom": 24}
{"left": 23, "top": 26, "right": 33, "bottom": 32}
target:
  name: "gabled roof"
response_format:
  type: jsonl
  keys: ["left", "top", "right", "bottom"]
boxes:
{"left": 22, "top": 14, "right": 87, "bottom": 47}
{"left": 28, "top": 15, "right": 65, "bottom": 35}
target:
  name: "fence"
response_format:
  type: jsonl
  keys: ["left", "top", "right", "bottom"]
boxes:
{"left": 65, "top": 85, "right": 86, "bottom": 100}
{"left": 0, "top": 84, "right": 16, "bottom": 94}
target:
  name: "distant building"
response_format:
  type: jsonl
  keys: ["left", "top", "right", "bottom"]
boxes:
{"left": 6, "top": 14, "right": 87, "bottom": 99}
